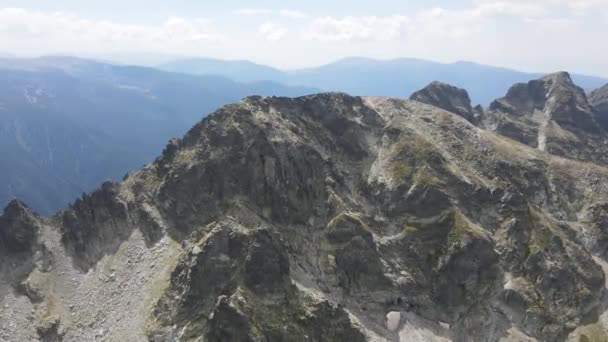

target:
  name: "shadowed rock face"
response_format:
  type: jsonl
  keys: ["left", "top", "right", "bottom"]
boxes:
{"left": 482, "top": 72, "right": 608, "bottom": 165}
{"left": 0, "top": 199, "right": 40, "bottom": 253}
{"left": 490, "top": 72, "right": 592, "bottom": 116}
{"left": 590, "top": 84, "right": 608, "bottom": 130}
{"left": 4, "top": 77, "right": 608, "bottom": 341}
{"left": 410, "top": 81, "right": 476, "bottom": 123}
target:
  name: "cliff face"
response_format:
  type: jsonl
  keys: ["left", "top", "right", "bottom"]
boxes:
{"left": 3, "top": 79, "right": 608, "bottom": 341}
{"left": 480, "top": 72, "right": 608, "bottom": 166}
{"left": 410, "top": 81, "right": 478, "bottom": 123}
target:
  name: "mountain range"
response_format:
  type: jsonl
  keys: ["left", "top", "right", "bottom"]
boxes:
{"left": 159, "top": 57, "right": 608, "bottom": 105}
{"left": 2, "top": 54, "right": 608, "bottom": 217}
{"left": 3, "top": 71, "right": 608, "bottom": 341}
{"left": 0, "top": 56, "right": 316, "bottom": 214}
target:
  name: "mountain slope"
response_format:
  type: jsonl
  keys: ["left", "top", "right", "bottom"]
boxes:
{"left": 160, "top": 57, "right": 608, "bottom": 105}
{"left": 3, "top": 88, "right": 608, "bottom": 341}
{"left": 0, "top": 57, "right": 317, "bottom": 214}
{"left": 590, "top": 84, "right": 608, "bottom": 130}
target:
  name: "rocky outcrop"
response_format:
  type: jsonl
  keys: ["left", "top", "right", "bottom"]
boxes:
{"left": 0, "top": 199, "right": 41, "bottom": 253}
{"left": 60, "top": 181, "right": 131, "bottom": 270}
{"left": 590, "top": 84, "right": 608, "bottom": 130}
{"left": 4, "top": 81, "right": 608, "bottom": 341}
{"left": 482, "top": 72, "right": 608, "bottom": 165}
{"left": 489, "top": 72, "right": 594, "bottom": 124}
{"left": 410, "top": 81, "right": 477, "bottom": 122}
{"left": 590, "top": 84, "right": 608, "bottom": 109}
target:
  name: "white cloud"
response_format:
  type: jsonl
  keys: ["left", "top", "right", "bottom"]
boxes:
{"left": 236, "top": 8, "right": 308, "bottom": 19}
{"left": 235, "top": 8, "right": 273, "bottom": 16}
{"left": 403, "top": 1, "right": 566, "bottom": 40}
{"left": 567, "top": 0, "right": 608, "bottom": 11}
{"left": 300, "top": 1, "right": 553, "bottom": 44}
{"left": 0, "top": 8, "right": 222, "bottom": 53}
{"left": 279, "top": 9, "right": 309, "bottom": 19}
{"left": 257, "top": 22, "right": 288, "bottom": 41}
{"left": 410, "top": 8, "right": 482, "bottom": 38}
{"left": 477, "top": 0, "right": 608, "bottom": 13}
{"left": 473, "top": 1, "right": 546, "bottom": 18}
{"left": 523, "top": 17, "right": 574, "bottom": 31}
{"left": 302, "top": 15, "right": 409, "bottom": 42}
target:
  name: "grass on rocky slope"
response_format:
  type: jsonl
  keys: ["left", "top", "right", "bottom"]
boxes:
{"left": 391, "top": 134, "right": 445, "bottom": 187}
{"left": 447, "top": 210, "right": 486, "bottom": 248}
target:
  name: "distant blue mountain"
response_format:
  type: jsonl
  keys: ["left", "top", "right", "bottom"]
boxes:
{"left": 160, "top": 58, "right": 287, "bottom": 84}
{"left": 160, "top": 57, "right": 608, "bottom": 105}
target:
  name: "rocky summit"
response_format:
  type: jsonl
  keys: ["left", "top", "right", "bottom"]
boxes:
{"left": 409, "top": 81, "right": 480, "bottom": 123}
{"left": 481, "top": 72, "right": 608, "bottom": 166}
{"left": 2, "top": 74, "right": 608, "bottom": 342}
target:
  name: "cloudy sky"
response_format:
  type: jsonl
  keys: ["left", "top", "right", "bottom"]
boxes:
{"left": 0, "top": 0, "right": 607, "bottom": 76}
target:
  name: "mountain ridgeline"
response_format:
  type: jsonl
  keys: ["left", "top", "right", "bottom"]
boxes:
{"left": 159, "top": 57, "right": 608, "bottom": 105}
{"left": 0, "top": 56, "right": 317, "bottom": 214}
{"left": 2, "top": 71, "right": 608, "bottom": 341}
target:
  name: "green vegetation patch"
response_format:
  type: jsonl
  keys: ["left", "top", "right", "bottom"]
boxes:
{"left": 447, "top": 210, "right": 485, "bottom": 248}
{"left": 390, "top": 133, "right": 445, "bottom": 185}
{"left": 326, "top": 211, "right": 371, "bottom": 244}
{"left": 138, "top": 169, "right": 163, "bottom": 192}
{"left": 402, "top": 224, "right": 419, "bottom": 235}
{"left": 174, "top": 148, "right": 198, "bottom": 163}
{"left": 413, "top": 166, "right": 441, "bottom": 186}
{"left": 528, "top": 208, "right": 555, "bottom": 254}
{"left": 392, "top": 161, "right": 413, "bottom": 179}
{"left": 246, "top": 286, "right": 366, "bottom": 342}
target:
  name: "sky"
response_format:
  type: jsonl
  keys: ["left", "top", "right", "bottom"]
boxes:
{"left": 0, "top": 0, "right": 607, "bottom": 76}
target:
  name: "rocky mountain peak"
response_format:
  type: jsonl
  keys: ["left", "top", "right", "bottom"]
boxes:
{"left": 541, "top": 72, "right": 596, "bottom": 126}
{"left": 483, "top": 72, "right": 607, "bottom": 165}
{"left": 410, "top": 81, "right": 475, "bottom": 122}
{"left": 0, "top": 199, "right": 40, "bottom": 253}
{"left": 490, "top": 71, "right": 593, "bottom": 119}
{"left": 540, "top": 70, "right": 574, "bottom": 83}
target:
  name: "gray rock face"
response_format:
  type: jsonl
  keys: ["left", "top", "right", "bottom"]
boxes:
{"left": 590, "top": 84, "right": 608, "bottom": 108}
{"left": 482, "top": 72, "right": 608, "bottom": 165}
{"left": 590, "top": 84, "right": 608, "bottom": 130}
{"left": 3, "top": 82, "right": 608, "bottom": 341}
{"left": 410, "top": 81, "right": 476, "bottom": 122}
{"left": 60, "top": 181, "right": 130, "bottom": 270}
{"left": 0, "top": 199, "right": 40, "bottom": 253}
